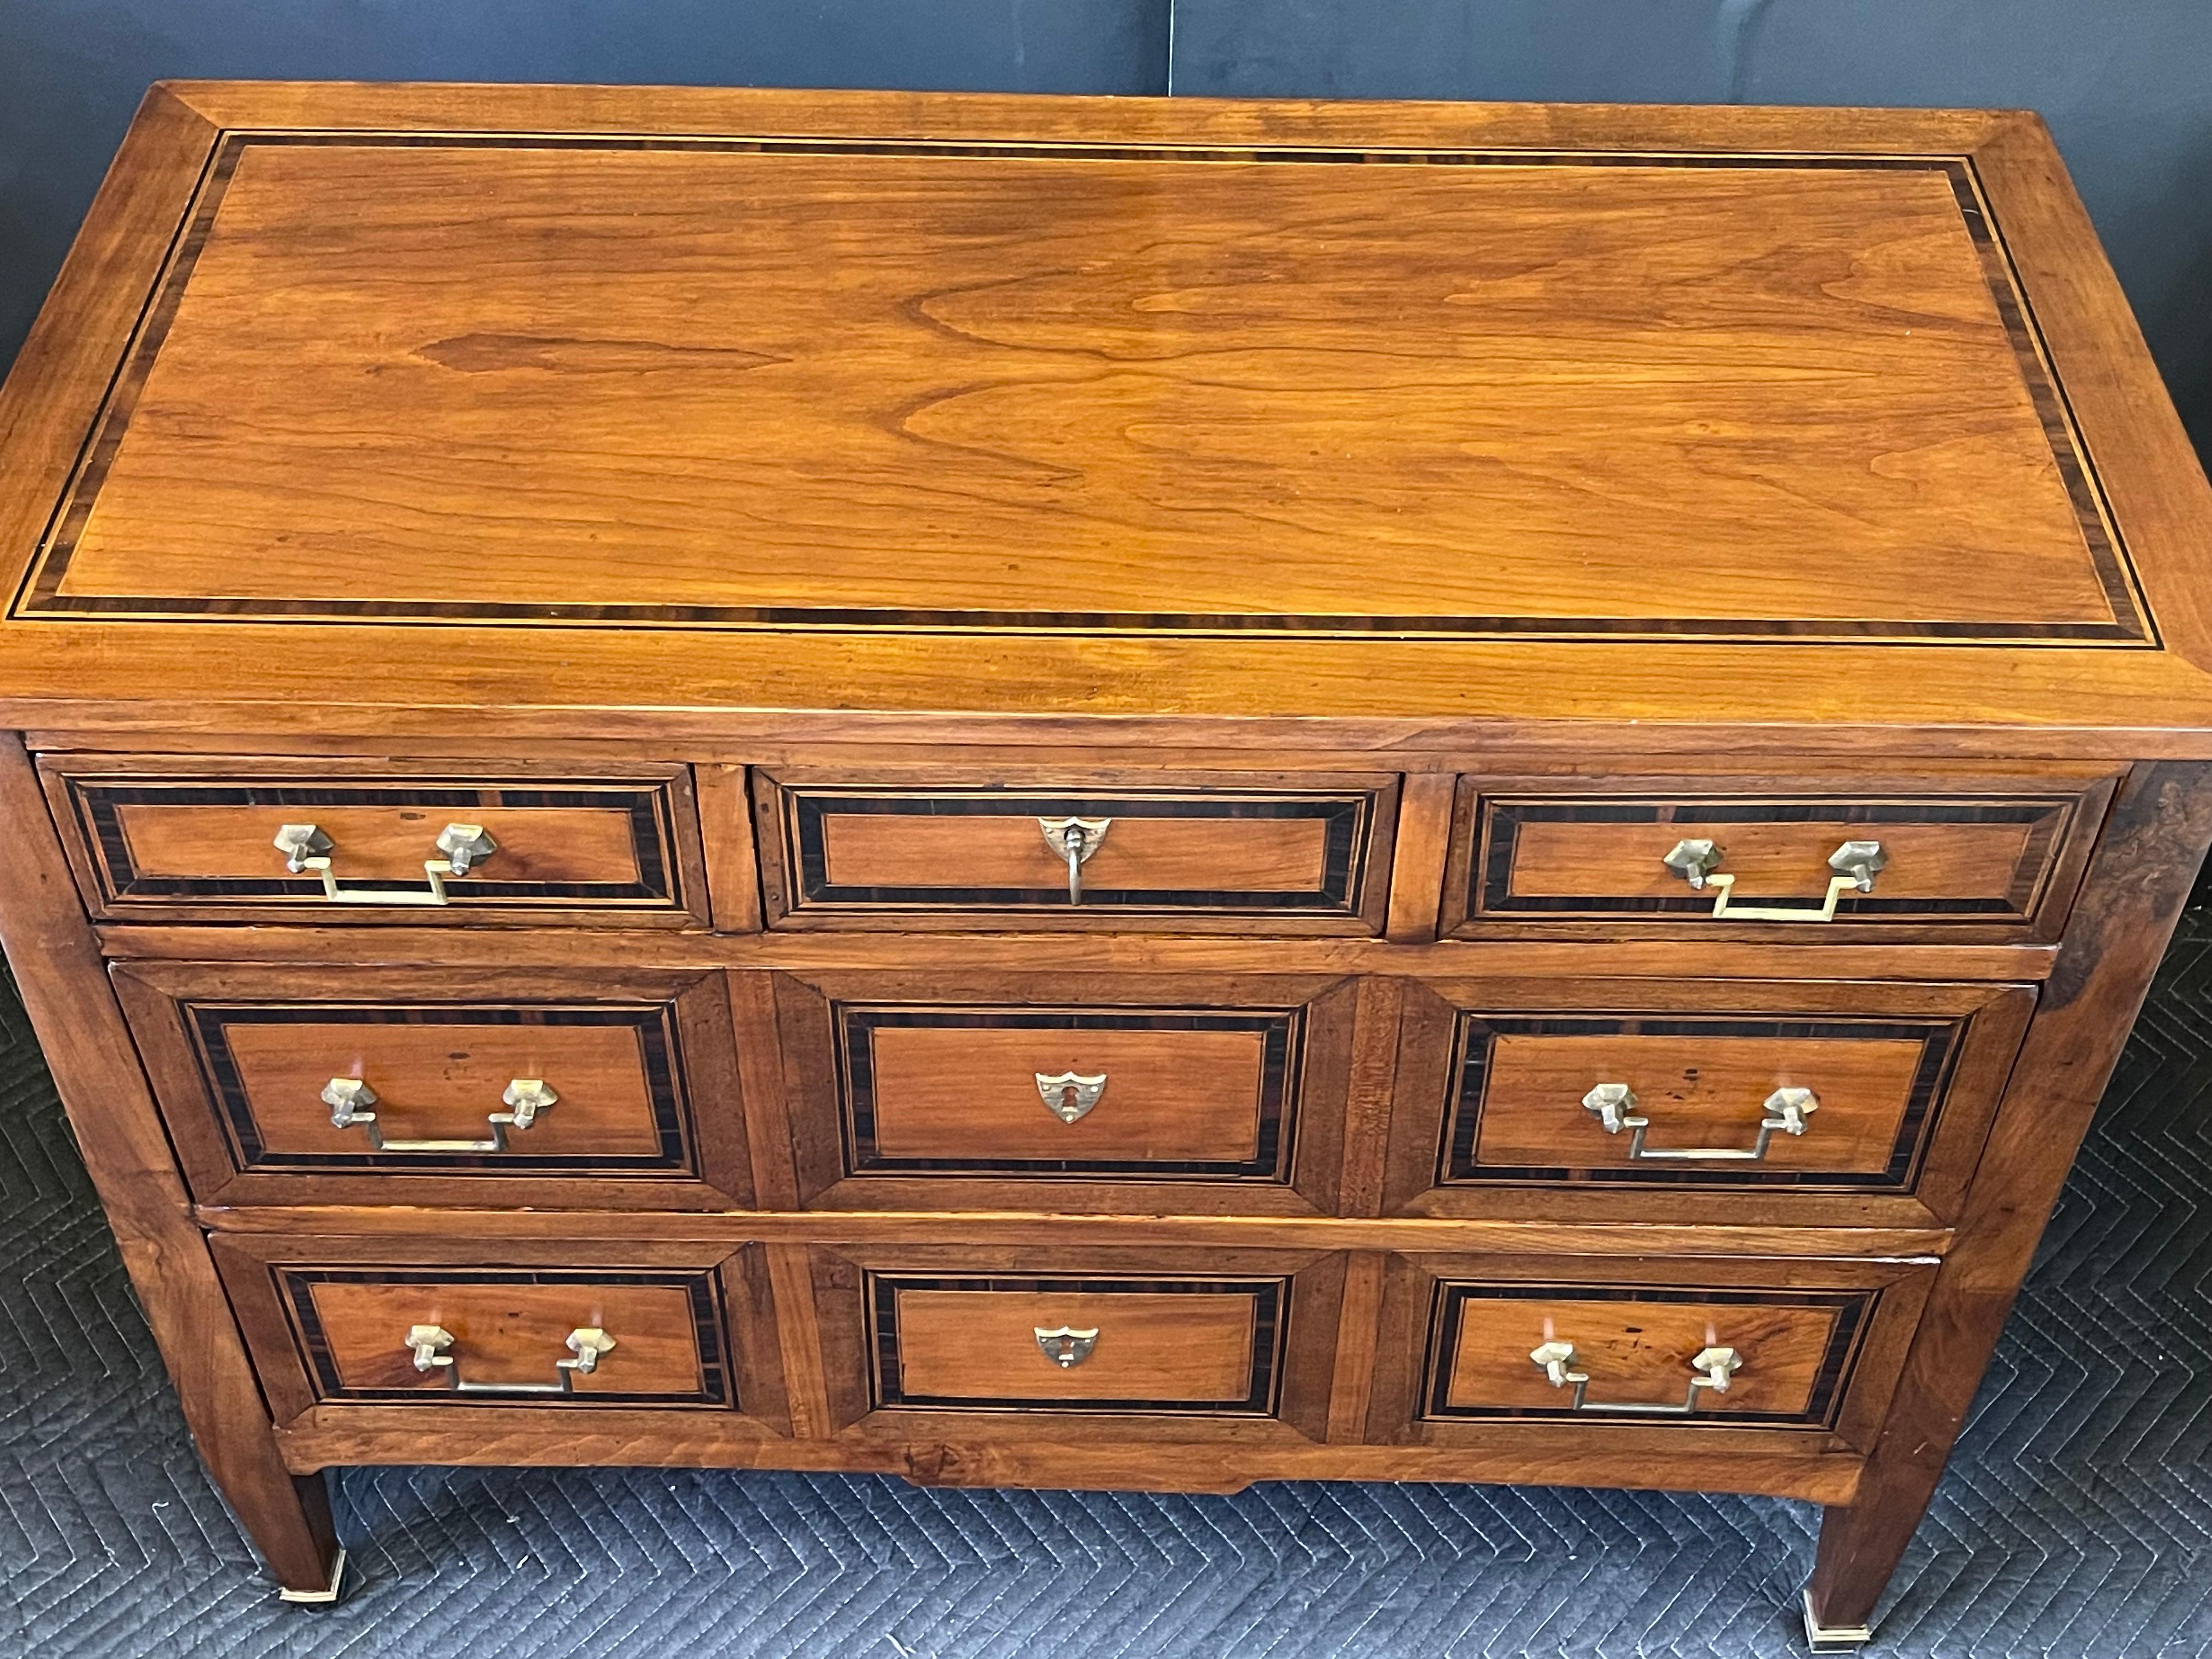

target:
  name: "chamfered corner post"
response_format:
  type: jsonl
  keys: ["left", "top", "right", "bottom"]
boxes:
{"left": 0, "top": 731, "right": 345, "bottom": 1598}
{"left": 1804, "top": 760, "right": 2212, "bottom": 1641}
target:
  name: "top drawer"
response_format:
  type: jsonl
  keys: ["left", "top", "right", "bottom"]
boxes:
{"left": 41, "top": 758, "right": 708, "bottom": 927}
{"left": 754, "top": 769, "right": 1397, "bottom": 933}
{"left": 1442, "top": 769, "right": 2118, "bottom": 942}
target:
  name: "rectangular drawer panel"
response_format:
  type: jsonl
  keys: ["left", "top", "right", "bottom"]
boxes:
{"left": 1371, "top": 1254, "right": 1934, "bottom": 1453}
{"left": 296, "top": 1272, "right": 721, "bottom": 1403}
{"left": 117, "top": 964, "right": 753, "bottom": 1209}
{"left": 754, "top": 768, "right": 1396, "bottom": 933}
{"left": 1435, "top": 1289, "right": 1846, "bottom": 1423}
{"left": 877, "top": 1277, "right": 1280, "bottom": 1412}
{"left": 1443, "top": 769, "right": 2115, "bottom": 941}
{"left": 861, "top": 1013, "right": 1282, "bottom": 1166}
{"left": 210, "top": 1235, "right": 787, "bottom": 1427}
{"left": 1384, "top": 978, "right": 2033, "bottom": 1225}
{"left": 42, "top": 756, "right": 707, "bottom": 926}
{"left": 803, "top": 1244, "right": 1343, "bottom": 1440}
{"left": 766, "top": 970, "right": 1358, "bottom": 1216}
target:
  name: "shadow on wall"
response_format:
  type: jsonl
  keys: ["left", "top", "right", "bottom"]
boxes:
{"left": 0, "top": 0, "right": 2205, "bottom": 467}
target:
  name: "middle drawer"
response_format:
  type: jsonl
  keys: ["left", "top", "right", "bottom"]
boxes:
{"left": 765, "top": 969, "right": 1361, "bottom": 1216}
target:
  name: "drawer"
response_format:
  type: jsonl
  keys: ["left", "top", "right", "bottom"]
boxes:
{"left": 803, "top": 1244, "right": 1342, "bottom": 1438}
{"left": 116, "top": 964, "right": 752, "bottom": 1208}
{"left": 764, "top": 970, "right": 1359, "bottom": 1215}
{"left": 881, "top": 1280, "right": 1278, "bottom": 1412}
{"left": 753, "top": 768, "right": 1396, "bottom": 933}
{"left": 41, "top": 756, "right": 708, "bottom": 926}
{"left": 1371, "top": 1254, "right": 1934, "bottom": 1452}
{"left": 1441, "top": 769, "right": 2115, "bottom": 941}
{"left": 208, "top": 1235, "right": 789, "bottom": 1425}
{"left": 1381, "top": 978, "right": 2033, "bottom": 1225}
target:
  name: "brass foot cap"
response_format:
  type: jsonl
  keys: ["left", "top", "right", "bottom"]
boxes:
{"left": 276, "top": 1547, "right": 347, "bottom": 1606}
{"left": 1802, "top": 1589, "right": 1874, "bottom": 1651}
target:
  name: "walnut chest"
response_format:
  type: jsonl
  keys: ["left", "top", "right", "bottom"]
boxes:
{"left": 4, "top": 82, "right": 2211, "bottom": 1650}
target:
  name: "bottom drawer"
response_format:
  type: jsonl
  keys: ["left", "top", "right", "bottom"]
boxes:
{"left": 805, "top": 1245, "right": 1346, "bottom": 1440}
{"left": 1373, "top": 1253, "right": 1935, "bottom": 1452}
{"left": 210, "top": 1235, "right": 788, "bottom": 1426}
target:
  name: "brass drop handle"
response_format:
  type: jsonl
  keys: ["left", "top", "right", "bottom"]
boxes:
{"left": 1528, "top": 1339, "right": 1742, "bottom": 1414}
{"left": 405, "top": 1323, "right": 616, "bottom": 1394}
{"left": 1034, "top": 1325, "right": 1101, "bottom": 1368}
{"left": 323, "top": 1075, "right": 557, "bottom": 1153}
{"left": 1581, "top": 1082, "right": 1817, "bottom": 1162}
{"left": 1661, "top": 838, "right": 1886, "bottom": 922}
{"left": 1037, "top": 816, "right": 1111, "bottom": 904}
{"left": 273, "top": 821, "right": 496, "bottom": 906}
{"left": 1034, "top": 1070, "right": 1107, "bottom": 1124}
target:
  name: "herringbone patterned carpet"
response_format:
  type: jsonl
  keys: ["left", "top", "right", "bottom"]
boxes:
{"left": 7, "top": 901, "right": 2212, "bottom": 1657}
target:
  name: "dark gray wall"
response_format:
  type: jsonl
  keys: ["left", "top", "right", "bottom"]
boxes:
{"left": 2, "top": 0, "right": 2205, "bottom": 464}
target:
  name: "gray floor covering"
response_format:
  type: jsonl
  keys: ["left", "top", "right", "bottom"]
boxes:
{"left": 7, "top": 896, "right": 2212, "bottom": 1657}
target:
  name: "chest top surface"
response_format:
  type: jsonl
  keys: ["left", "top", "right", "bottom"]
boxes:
{"left": 1, "top": 83, "right": 2209, "bottom": 747}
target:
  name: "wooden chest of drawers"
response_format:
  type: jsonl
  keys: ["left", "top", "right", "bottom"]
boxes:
{"left": 3, "top": 83, "right": 2211, "bottom": 1650}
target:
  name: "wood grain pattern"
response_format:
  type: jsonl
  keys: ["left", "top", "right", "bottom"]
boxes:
{"left": 1441, "top": 1294, "right": 1837, "bottom": 1418}
{"left": 28, "top": 138, "right": 2125, "bottom": 643}
{"left": 1369, "top": 1251, "right": 1935, "bottom": 1458}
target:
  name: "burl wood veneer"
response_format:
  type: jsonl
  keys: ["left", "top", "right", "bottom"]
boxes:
{"left": 2, "top": 83, "right": 2210, "bottom": 1649}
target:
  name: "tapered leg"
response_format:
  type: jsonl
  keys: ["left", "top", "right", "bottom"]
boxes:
{"left": 1805, "top": 763, "right": 2212, "bottom": 1639}
{"left": 0, "top": 735, "right": 345, "bottom": 1596}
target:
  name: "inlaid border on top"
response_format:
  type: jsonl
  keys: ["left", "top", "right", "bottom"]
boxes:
{"left": 10, "top": 130, "right": 2154, "bottom": 646}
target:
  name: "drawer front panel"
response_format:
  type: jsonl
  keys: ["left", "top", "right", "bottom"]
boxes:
{"left": 847, "top": 1007, "right": 1294, "bottom": 1173}
{"left": 283, "top": 1269, "right": 729, "bottom": 1406}
{"left": 116, "top": 964, "right": 752, "bottom": 1208}
{"left": 43, "top": 759, "right": 704, "bottom": 924}
{"left": 756, "top": 770, "right": 1395, "bottom": 932}
{"left": 1386, "top": 978, "right": 2034, "bottom": 1221}
{"left": 1448, "top": 773, "right": 2114, "bottom": 939}
{"left": 768, "top": 971, "right": 1357, "bottom": 1215}
{"left": 1371, "top": 1254, "right": 1934, "bottom": 1452}
{"left": 201, "top": 1007, "right": 679, "bottom": 1165}
{"left": 1458, "top": 1018, "right": 1945, "bottom": 1181}
{"left": 1431, "top": 1287, "right": 1855, "bottom": 1425}
{"left": 874, "top": 1276, "right": 1284, "bottom": 1412}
